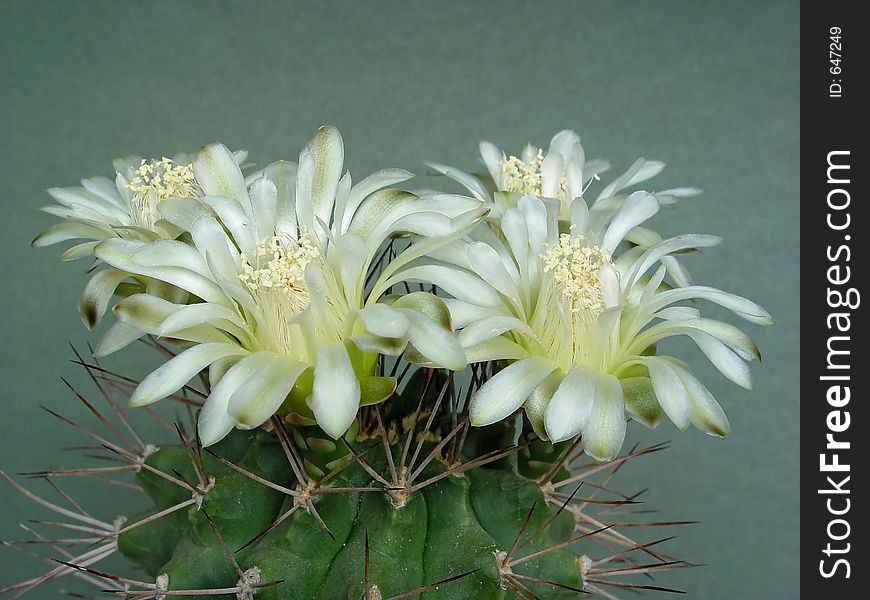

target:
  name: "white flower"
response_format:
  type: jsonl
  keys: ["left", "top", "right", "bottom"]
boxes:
{"left": 429, "top": 129, "right": 701, "bottom": 222}
{"left": 430, "top": 188, "right": 771, "bottom": 462}
{"left": 94, "top": 127, "right": 485, "bottom": 445}
{"left": 33, "top": 151, "right": 246, "bottom": 329}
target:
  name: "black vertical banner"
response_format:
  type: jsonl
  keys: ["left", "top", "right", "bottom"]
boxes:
{"left": 803, "top": 2, "right": 866, "bottom": 596}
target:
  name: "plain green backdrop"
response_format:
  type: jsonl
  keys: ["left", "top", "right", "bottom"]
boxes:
{"left": 0, "top": 1, "right": 799, "bottom": 597}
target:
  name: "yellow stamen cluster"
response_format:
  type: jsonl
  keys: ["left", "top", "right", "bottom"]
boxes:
{"left": 501, "top": 149, "right": 567, "bottom": 198}
{"left": 127, "top": 158, "right": 198, "bottom": 228}
{"left": 128, "top": 158, "right": 198, "bottom": 202}
{"left": 239, "top": 233, "right": 319, "bottom": 315}
{"left": 543, "top": 233, "right": 612, "bottom": 314}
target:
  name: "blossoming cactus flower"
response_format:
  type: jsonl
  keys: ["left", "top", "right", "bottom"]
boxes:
{"left": 4, "top": 127, "right": 769, "bottom": 599}
{"left": 32, "top": 151, "right": 248, "bottom": 331}
{"left": 429, "top": 132, "right": 772, "bottom": 460}
{"left": 92, "top": 126, "right": 481, "bottom": 443}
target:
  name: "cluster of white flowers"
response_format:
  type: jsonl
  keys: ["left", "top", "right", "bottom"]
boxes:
{"left": 35, "top": 127, "right": 770, "bottom": 461}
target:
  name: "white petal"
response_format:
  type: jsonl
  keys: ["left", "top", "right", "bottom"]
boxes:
{"left": 479, "top": 141, "right": 505, "bottom": 184}
{"left": 131, "top": 343, "right": 248, "bottom": 407}
{"left": 249, "top": 177, "right": 278, "bottom": 240}
{"left": 94, "top": 321, "right": 143, "bottom": 357}
{"left": 651, "top": 286, "right": 774, "bottom": 326}
{"left": 400, "top": 308, "right": 467, "bottom": 371}
{"left": 525, "top": 372, "right": 563, "bottom": 439}
{"left": 310, "top": 343, "right": 360, "bottom": 439}
{"left": 194, "top": 144, "right": 251, "bottom": 215}
{"left": 259, "top": 160, "right": 298, "bottom": 238}
{"left": 548, "top": 130, "right": 581, "bottom": 159}
{"left": 470, "top": 357, "right": 556, "bottom": 426}
{"left": 443, "top": 299, "right": 502, "bottom": 329}
{"left": 518, "top": 196, "right": 550, "bottom": 252}
{"left": 79, "top": 268, "right": 131, "bottom": 329}
{"left": 580, "top": 374, "right": 626, "bottom": 462}
{"left": 689, "top": 330, "right": 753, "bottom": 389}
{"left": 202, "top": 195, "right": 257, "bottom": 257}
{"left": 596, "top": 158, "right": 665, "bottom": 202}
{"left": 500, "top": 208, "right": 529, "bottom": 278}
{"left": 32, "top": 221, "right": 110, "bottom": 247}
{"left": 198, "top": 354, "right": 267, "bottom": 446}
{"left": 340, "top": 168, "right": 414, "bottom": 233}
{"left": 393, "top": 264, "right": 501, "bottom": 307}
{"left": 602, "top": 191, "right": 659, "bottom": 253}
{"left": 188, "top": 216, "right": 239, "bottom": 282}
{"left": 672, "top": 366, "right": 730, "bottom": 437}
{"left": 540, "top": 152, "right": 565, "bottom": 198}
{"left": 570, "top": 197, "right": 590, "bottom": 232}
{"left": 229, "top": 355, "right": 307, "bottom": 429}
{"left": 159, "top": 302, "right": 250, "bottom": 343}
{"left": 357, "top": 304, "right": 409, "bottom": 339}
{"left": 466, "top": 241, "right": 518, "bottom": 299}
{"left": 463, "top": 337, "right": 529, "bottom": 363}
{"left": 623, "top": 234, "right": 720, "bottom": 291}
{"left": 96, "top": 240, "right": 230, "bottom": 306}
{"left": 158, "top": 197, "right": 214, "bottom": 231}
{"left": 60, "top": 240, "right": 101, "bottom": 261}
{"left": 599, "top": 263, "right": 620, "bottom": 309}
{"left": 643, "top": 358, "right": 691, "bottom": 430}
{"left": 428, "top": 163, "right": 490, "bottom": 203}
{"left": 296, "top": 125, "right": 344, "bottom": 232}
{"left": 458, "top": 315, "right": 535, "bottom": 348}
{"left": 544, "top": 365, "right": 597, "bottom": 442}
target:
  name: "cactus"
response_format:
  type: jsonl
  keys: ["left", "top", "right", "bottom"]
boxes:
{"left": 5, "top": 126, "right": 771, "bottom": 597}
{"left": 2, "top": 357, "right": 688, "bottom": 599}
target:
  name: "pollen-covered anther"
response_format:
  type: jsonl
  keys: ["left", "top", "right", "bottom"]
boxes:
{"left": 127, "top": 157, "right": 199, "bottom": 227}
{"left": 239, "top": 233, "right": 319, "bottom": 312}
{"left": 501, "top": 149, "right": 567, "bottom": 197}
{"left": 128, "top": 158, "right": 198, "bottom": 202}
{"left": 543, "top": 233, "right": 612, "bottom": 314}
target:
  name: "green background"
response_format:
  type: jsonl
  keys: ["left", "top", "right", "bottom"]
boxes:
{"left": 0, "top": 1, "right": 799, "bottom": 597}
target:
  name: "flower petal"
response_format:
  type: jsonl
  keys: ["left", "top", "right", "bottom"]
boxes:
{"left": 296, "top": 125, "right": 344, "bottom": 232}
{"left": 544, "top": 365, "right": 597, "bottom": 443}
{"left": 357, "top": 304, "right": 409, "bottom": 339}
{"left": 229, "top": 354, "right": 307, "bottom": 429}
{"left": 79, "top": 268, "right": 131, "bottom": 329}
{"left": 310, "top": 343, "right": 360, "bottom": 439}
{"left": 580, "top": 374, "right": 626, "bottom": 462}
{"left": 602, "top": 191, "right": 659, "bottom": 253}
{"left": 198, "top": 354, "right": 269, "bottom": 446}
{"left": 94, "top": 321, "right": 143, "bottom": 357}
{"left": 428, "top": 163, "right": 490, "bottom": 203}
{"left": 194, "top": 143, "right": 251, "bottom": 213}
{"left": 621, "top": 377, "right": 662, "bottom": 428}
{"left": 463, "top": 337, "right": 529, "bottom": 363}
{"left": 672, "top": 366, "right": 730, "bottom": 437}
{"left": 525, "top": 372, "right": 563, "bottom": 440}
{"left": 643, "top": 357, "right": 690, "bottom": 430}
{"left": 470, "top": 357, "right": 556, "bottom": 426}
{"left": 131, "top": 343, "right": 248, "bottom": 407}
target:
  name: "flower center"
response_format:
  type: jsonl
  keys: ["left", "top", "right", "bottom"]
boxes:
{"left": 127, "top": 158, "right": 198, "bottom": 227}
{"left": 543, "top": 233, "right": 611, "bottom": 316}
{"left": 239, "top": 233, "right": 320, "bottom": 357}
{"left": 500, "top": 149, "right": 567, "bottom": 198}
{"left": 540, "top": 233, "right": 614, "bottom": 370}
